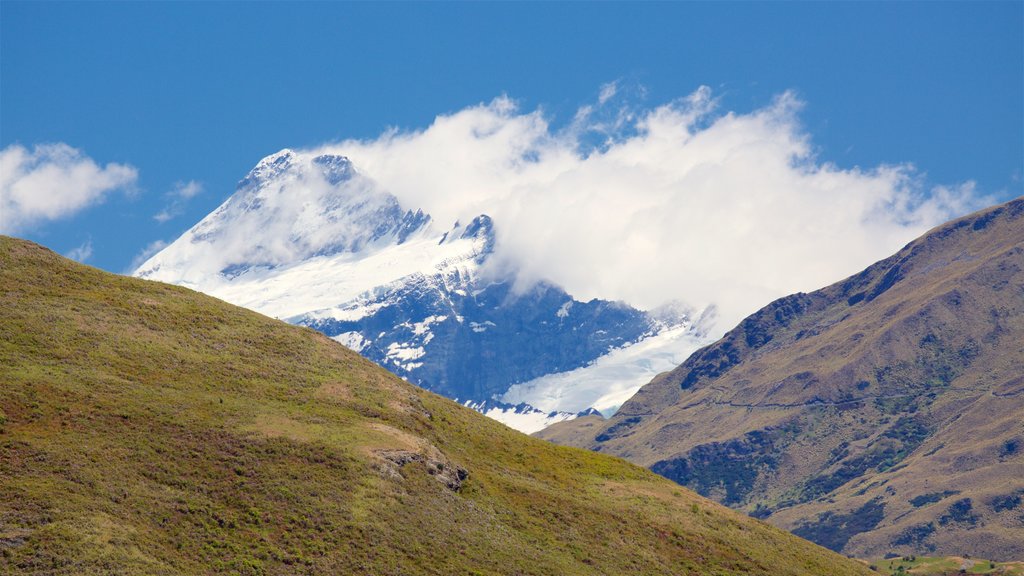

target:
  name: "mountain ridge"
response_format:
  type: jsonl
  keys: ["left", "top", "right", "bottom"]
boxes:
{"left": 539, "top": 197, "right": 1024, "bottom": 560}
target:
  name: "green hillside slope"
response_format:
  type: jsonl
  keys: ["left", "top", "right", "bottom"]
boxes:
{"left": 539, "top": 198, "right": 1024, "bottom": 561}
{"left": 0, "top": 236, "right": 871, "bottom": 575}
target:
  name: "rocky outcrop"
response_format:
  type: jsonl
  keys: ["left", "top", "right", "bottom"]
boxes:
{"left": 375, "top": 448, "right": 469, "bottom": 491}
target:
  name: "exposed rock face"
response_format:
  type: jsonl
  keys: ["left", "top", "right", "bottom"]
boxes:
{"left": 538, "top": 198, "right": 1024, "bottom": 560}
{"left": 375, "top": 448, "right": 469, "bottom": 491}
{"left": 301, "top": 267, "right": 660, "bottom": 404}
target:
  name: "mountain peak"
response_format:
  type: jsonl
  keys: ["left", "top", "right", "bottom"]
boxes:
{"left": 438, "top": 214, "right": 494, "bottom": 252}
{"left": 311, "top": 153, "right": 354, "bottom": 185}
{"left": 135, "top": 150, "right": 432, "bottom": 284}
{"left": 460, "top": 214, "right": 493, "bottom": 240}
{"left": 237, "top": 148, "right": 297, "bottom": 190}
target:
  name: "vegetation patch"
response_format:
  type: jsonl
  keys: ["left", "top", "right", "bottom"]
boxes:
{"left": 1000, "top": 438, "right": 1020, "bottom": 459}
{"left": 796, "top": 417, "right": 930, "bottom": 504}
{"left": 870, "top": 333, "right": 979, "bottom": 402}
{"left": 991, "top": 491, "right": 1022, "bottom": 513}
{"left": 739, "top": 293, "right": 814, "bottom": 349}
{"left": 864, "top": 262, "right": 906, "bottom": 303}
{"left": 874, "top": 392, "right": 918, "bottom": 415}
{"left": 892, "top": 522, "right": 936, "bottom": 550}
{"left": 651, "top": 428, "right": 780, "bottom": 506}
{"left": 909, "top": 491, "right": 960, "bottom": 508}
{"left": 593, "top": 415, "right": 640, "bottom": 442}
{"left": 791, "top": 498, "right": 885, "bottom": 552}
{"left": 939, "top": 498, "right": 978, "bottom": 526}
{"left": 678, "top": 340, "right": 744, "bottom": 389}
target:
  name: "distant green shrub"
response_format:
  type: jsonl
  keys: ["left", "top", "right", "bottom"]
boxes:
{"left": 909, "top": 490, "right": 959, "bottom": 508}
{"left": 939, "top": 498, "right": 977, "bottom": 526}
{"left": 791, "top": 498, "right": 885, "bottom": 552}
{"left": 892, "top": 522, "right": 935, "bottom": 549}
{"left": 992, "top": 492, "right": 1022, "bottom": 512}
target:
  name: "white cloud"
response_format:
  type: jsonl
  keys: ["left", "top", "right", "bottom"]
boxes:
{"left": 64, "top": 239, "right": 93, "bottom": 263}
{"left": 154, "top": 180, "right": 203, "bottom": 222}
{"left": 126, "top": 239, "right": 169, "bottom": 274}
{"left": 308, "top": 87, "right": 989, "bottom": 330}
{"left": 0, "top": 143, "right": 138, "bottom": 234}
{"left": 174, "top": 180, "right": 203, "bottom": 199}
{"left": 598, "top": 81, "right": 618, "bottom": 105}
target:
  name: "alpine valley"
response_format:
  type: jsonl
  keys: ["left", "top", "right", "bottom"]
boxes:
{"left": 539, "top": 198, "right": 1024, "bottom": 561}
{"left": 135, "top": 150, "right": 711, "bottom": 432}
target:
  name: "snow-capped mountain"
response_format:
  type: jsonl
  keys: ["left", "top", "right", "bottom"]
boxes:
{"left": 136, "top": 150, "right": 433, "bottom": 298}
{"left": 136, "top": 149, "right": 709, "bottom": 431}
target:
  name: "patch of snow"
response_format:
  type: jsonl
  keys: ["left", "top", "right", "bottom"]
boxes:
{"left": 556, "top": 301, "right": 573, "bottom": 319}
{"left": 332, "top": 331, "right": 370, "bottom": 352}
{"left": 469, "top": 320, "right": 496, "bottom": 333}
{"left": 411, "top": 315, "right": 447, "bottom": 335}
{"left": 500, "top": 324, "right": 711, "bottom": 416}
{"left": 385, "top": 341, "right": 427, "bottom": 372}
{"left": 386, "top": 342, "right": 425, "bottom": 361}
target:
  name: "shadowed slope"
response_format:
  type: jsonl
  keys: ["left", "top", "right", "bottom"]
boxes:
{"left": 0, "top": 236, "right": 870, "bottom": 575}
{"left": 539, "top": 198, "right": 1024, "bottom": 560}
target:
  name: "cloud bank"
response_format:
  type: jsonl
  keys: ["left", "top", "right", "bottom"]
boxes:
{"left": 0, "top": 143, "right": 138, "bottom": 234}
{"left": 304, "top": 87, "right": 986, "bottom": 329}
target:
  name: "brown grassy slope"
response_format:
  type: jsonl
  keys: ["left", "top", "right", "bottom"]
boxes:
{"left": 0, "top": 236, "right": 872, "bottom": 575}
{"left": 539, "top": 198, "right": 1024, "bottom": 560}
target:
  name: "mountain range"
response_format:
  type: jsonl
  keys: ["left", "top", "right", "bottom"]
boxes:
{"left": 135, "top": 150, "right": 709, "bottom": 432}
{"left": 0, "top": 235, "right": 872, "bottom": 575}
{"left": 539, "top": 198, "right": 1024, "bottom": 560}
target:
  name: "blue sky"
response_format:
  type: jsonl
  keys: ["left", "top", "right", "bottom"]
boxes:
{"left": 2, "top": 1, "right": 1022, "bottom": 274}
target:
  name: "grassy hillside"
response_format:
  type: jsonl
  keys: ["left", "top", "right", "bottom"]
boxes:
{"left": 539, "top": 198, "right": 1024, "bottom": 560}
{"left": 0, "top": 236, "right": 871, "bottom": 575}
